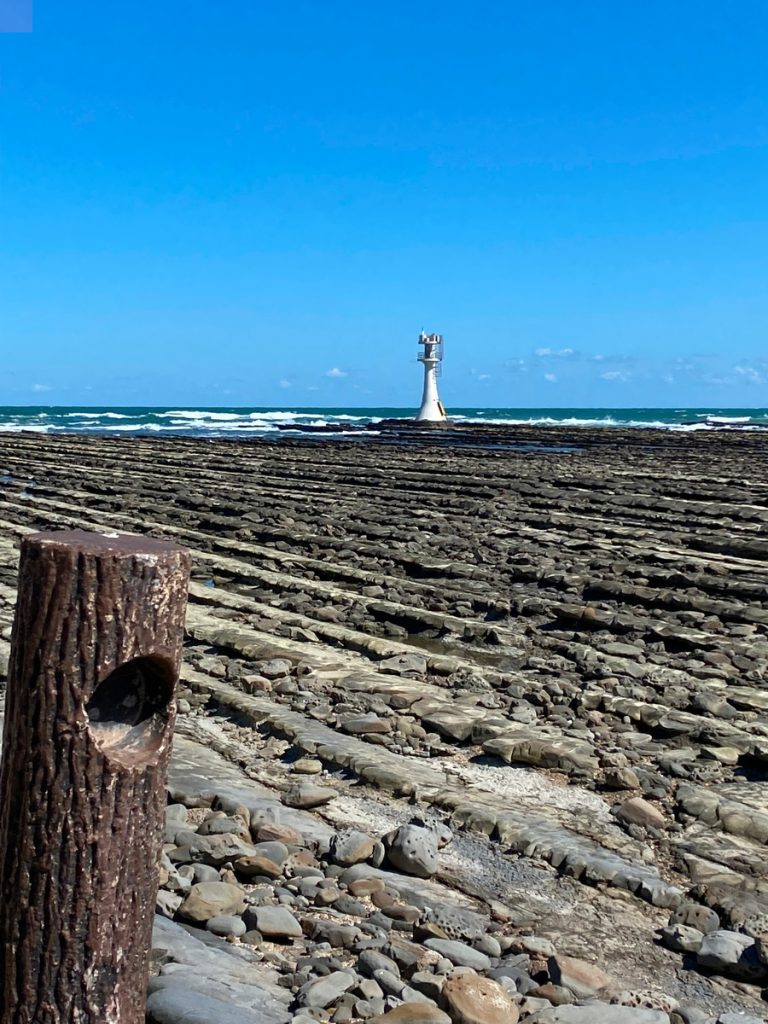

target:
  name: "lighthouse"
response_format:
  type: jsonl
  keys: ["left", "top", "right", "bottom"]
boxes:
{"left": 416, "top": 331, "right": 448, "bottom": 422}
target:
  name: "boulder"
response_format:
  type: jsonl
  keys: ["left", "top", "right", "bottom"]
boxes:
{"left": 547, "top": 955, "right": 615, "bottom": 999}
{"left": 669, "top": 903, "right": 719, "bottom": 935}
{"left": 380, "top": 654, "right": 428, "bottom": 676}
{"left": 659, "top": 924, "right": 704, "bottom": 954}
{"left": 178, "top": 882, "right": 246, "bottom": 923}
{"left": 616, "top": 797, "right": 666, "bottom": 831}
{"left": 258, "top": 658, "right": 294, "bottom": 678}
{"left": 330, "top": 830, "right": 377, "bottom": 866}
{"left": 697, "top": 930, "right": 765, "bottom": 980}
{"left": 170, "top": 832, "right": 257, "bottom": 866}
{"left": 384, "top": 824, "right": 438, "bottom": 878}
{"left": 441, "top": 971, "right": 519, "bottom": 1024}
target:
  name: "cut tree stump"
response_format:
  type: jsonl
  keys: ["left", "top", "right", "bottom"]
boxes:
{"left": 0, "top": 530, "right": 191, "bottom": 1024}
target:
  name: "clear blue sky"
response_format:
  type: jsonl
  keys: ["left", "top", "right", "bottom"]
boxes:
{"left": 1, "top": 1, "right": 767, "bottom": 407}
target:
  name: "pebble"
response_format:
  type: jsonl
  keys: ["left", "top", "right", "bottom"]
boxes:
{"left": 368, "top": 1006, "right": 451, "bottom": 1024}
{"left": 547, "top": 954, "right": 615, "bottom": 999}
{"left": 512, "top": 936, "right": 556, "bottom": 958}
{"left": 615, "top": 797, "right": 667, "bottom": 831}
{"left": 191, "top": 864, "right": 221, "bottom": 883}
{"left": 248, "top": 906, "right": 303, "bottom": 940}
{"left": 423, "top": 939, "right": 491, "bottom": 971}
{"left": 283, "top": 783, "right": 337, "bottom": 809}
{"left": 205, "top": 914, "right": 247, "bottom": 938}
{"left": 156, "top": 891, "right": 183, "bottom": 918}
{"left": 292, "top": 758, "right": 324, "bottom": 775}
{"left": 359, "top": 950, "right": 401, "bottom": 979}
{"left": 349, "top": 878, "right": 386, "bottom": 898}
{"left": 297, "top": 971, "right": 357, "bottom": 1009}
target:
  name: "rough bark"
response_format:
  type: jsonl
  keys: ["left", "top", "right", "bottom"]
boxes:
{"left": 0, "top": 530, "right": 191, "bottom": 1024}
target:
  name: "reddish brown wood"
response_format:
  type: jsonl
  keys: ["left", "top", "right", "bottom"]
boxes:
{"left": 0, "top": 530, "right": 191, "bottom": 1024}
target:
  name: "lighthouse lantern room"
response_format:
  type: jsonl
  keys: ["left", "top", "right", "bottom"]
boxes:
{"left": 416, "top": 331, "right": 447, "bottom": 422}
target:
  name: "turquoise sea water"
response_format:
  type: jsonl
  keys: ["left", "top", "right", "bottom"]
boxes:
{"left": 1, "top": 406, "right": 767, "bottom": 438}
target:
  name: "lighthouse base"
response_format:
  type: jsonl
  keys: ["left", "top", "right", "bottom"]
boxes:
{"left": 416, "top": 400, "right": 447, "bottom": 423}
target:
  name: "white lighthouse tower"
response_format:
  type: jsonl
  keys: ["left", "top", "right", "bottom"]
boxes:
{"left": 416, "top": 331, "right": 447, "bottom": 422}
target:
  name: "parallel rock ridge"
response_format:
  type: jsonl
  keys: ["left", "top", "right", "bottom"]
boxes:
{"left": 0, "top": 428, "right": 767, "bottom": 1022}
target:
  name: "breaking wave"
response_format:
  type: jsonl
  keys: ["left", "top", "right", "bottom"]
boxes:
{"left": 1, "top": 406, "right": 766, "bottom": 438}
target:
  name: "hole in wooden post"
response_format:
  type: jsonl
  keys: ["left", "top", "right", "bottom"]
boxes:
{"left": 85, "top": 655, "right": 175, "bottom": 767}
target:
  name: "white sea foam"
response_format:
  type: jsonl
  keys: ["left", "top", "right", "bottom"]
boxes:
{"left": 704, "top": 416, "right": 751, "bottom": 424}
{"left": 159, "top": 410, "right": 245, "bottom": 421}
{"left": 0, "top": 423, "right": 51, "bottom": 433}
{"left": 65, "top": 412, "right": 131, "bottom": 419}
{"left": 90, "top": 423, "right": 150, "bottom": 431}
{"left": 454, "top": 415, "right": 662, "bottom": 428}
{"left": 454, "top": 414, "right": 766, "bottom": 430}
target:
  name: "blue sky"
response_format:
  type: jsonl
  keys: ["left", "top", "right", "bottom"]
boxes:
{"left": 1, "top": 1, "right": 767, "bottom": 408}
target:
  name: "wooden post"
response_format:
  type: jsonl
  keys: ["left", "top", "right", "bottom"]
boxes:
{"left": 0, "top": 530, "right": 191, "bottom": 1024}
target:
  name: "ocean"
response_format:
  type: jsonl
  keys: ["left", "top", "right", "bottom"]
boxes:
{"left": 0, "top": 406, "right": 767, "bottom": 438}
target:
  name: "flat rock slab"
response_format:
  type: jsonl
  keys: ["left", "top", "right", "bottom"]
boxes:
{"left": 339, "top": 863, "right": 479, "bottom": 913}
{"left": 530, "top": 1007, "right": 670, "bottom": 1023}
{"left": 168, "top": 734, "right": 334, "bottom": 843}
{"left": 147, "top": 986, "right": 272, "bottom": 1024}
{"left": 151, "top": 917, "right": 291, "bottom": 1023}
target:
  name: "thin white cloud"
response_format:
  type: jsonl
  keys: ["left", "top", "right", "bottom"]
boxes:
{"left": 478, "top": 373, "right": 492, "bottom": 382}
{"left": 535, "top": 347, "right": 575, "bottom": 358}
{"left": 279, "top": 379, "right": 292, "bottom": 389}
{"left": 326, "top": 367, "right": 348, "bottom": 378}
{"left": 544, "top": 372, "right": 558, "bottom": 383}
{"left": 32, "top": 383, "right": 52, "bottom": 392}
{"left": 734, "top": 365, "right": 765, "bottom": 384}
{"left": 601, "top": 370, "right": 630, "bottom": 382}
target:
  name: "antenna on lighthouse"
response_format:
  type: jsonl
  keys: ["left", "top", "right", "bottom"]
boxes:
{"left": 416, "top": 331, "right": 447, "bottom": 422}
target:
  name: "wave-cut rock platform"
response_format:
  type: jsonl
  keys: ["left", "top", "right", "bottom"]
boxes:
{"left": 0, "top": 427, "right": 766, "bottom": 1023}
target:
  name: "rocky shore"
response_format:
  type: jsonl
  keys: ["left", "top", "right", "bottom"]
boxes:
{"left": 0, "top": 426, "right": 766, "bottom": 1022}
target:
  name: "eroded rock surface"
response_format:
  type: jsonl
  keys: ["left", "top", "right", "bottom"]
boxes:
{"left": 0, "top": 428, "right": 767, "bottom": 1021}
